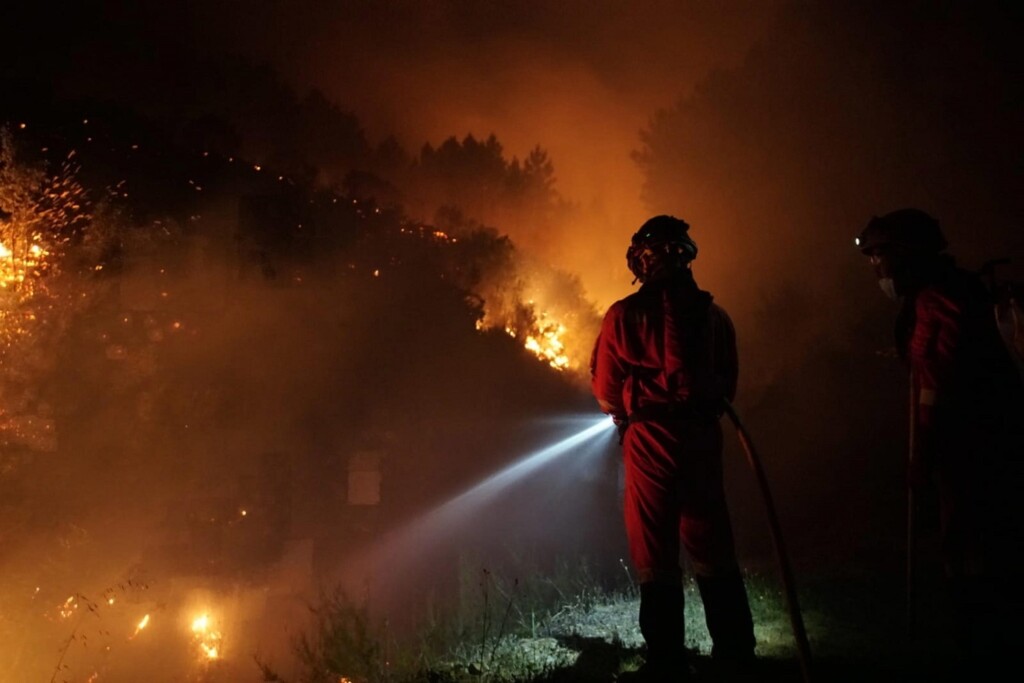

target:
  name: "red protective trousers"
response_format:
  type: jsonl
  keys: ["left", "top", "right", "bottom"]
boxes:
{"left": 623, "top": 417, "right": 742, "bottom": 583}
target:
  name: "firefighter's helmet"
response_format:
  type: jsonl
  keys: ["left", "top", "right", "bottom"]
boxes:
{"left": 627, "top": 215, "right": 698, "bottom": 283}
{"left": 855, "top": 208, "right": 947, "bottom": 254}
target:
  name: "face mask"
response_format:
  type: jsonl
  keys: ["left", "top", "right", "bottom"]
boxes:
{"left": 878, "top": 277, "right": 898, "bottom": 300}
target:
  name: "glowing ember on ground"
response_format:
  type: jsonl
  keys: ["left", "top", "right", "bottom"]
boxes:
{"left": 130, "top": 613, "right": 150, "bottom": 639}
{"left": 58, "top": 595, "right": 78, "bottom": 620}
{"left": 191, "top": 612, "right": 223, "bottom": 661}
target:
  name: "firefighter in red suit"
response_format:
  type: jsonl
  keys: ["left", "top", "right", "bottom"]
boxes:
{"left": 591, "top": 216, "right": 755, "bottom": 679}
{"left": 856, "top": 208, "right": 1024, "bottom": 675}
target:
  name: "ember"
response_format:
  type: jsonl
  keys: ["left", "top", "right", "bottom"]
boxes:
{"left": 191, "top": 612, "right": 223, "bottom": 661}
{"left": 130, "top": 613, "right": 150, "bottom": 639}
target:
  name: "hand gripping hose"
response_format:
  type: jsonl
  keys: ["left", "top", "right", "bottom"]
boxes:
{"left": 722, "top": 399, "right": 814, "bottom": 683}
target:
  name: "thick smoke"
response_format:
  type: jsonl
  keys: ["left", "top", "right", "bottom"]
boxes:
{"left": 0, "top": 110, "right": 618, "bottom": 680}
{"left": 217, "top": 0, "right": 780, "bottom": 310}
{"left": 2, "top": 1, "right": 1023, "bottom": 679}
{"left": 633, "top": 0, "right": 1023, "bottom": 562}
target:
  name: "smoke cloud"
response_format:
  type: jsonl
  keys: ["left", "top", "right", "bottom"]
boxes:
{"left": 2, "top": 1, "right": 1023, "bottom": 679}
{"left": 220, "top": 0, "right": 780, "bottom": 309}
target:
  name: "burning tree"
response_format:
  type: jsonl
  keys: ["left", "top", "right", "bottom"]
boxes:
{"left": 0, "top": 124, "right": 106, "bottom": 680}
{"left": 428, "top": 210, "right": 600, "bottom": 376}
{"left": 0, "top": 125, "right": 95, "bottom": 488}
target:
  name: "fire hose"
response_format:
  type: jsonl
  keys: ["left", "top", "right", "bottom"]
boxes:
{"left": 722, "top": 399, "right": 814, "bottom": 683}
{"left": 906, "top": 373, "right": 918, "bottom": 639}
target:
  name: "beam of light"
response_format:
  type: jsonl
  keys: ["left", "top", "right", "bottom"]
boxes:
{"left": 408, "top": 415, "right": 614, "bottom": 530}
{"left": 354, "top": 415, "right": 615, "bottom": 572}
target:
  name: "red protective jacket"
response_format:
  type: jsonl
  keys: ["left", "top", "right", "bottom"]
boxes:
{"left": 900, "top": 265, "right": 1024, "bottom": 459}
{"left": 591, "top": 275, "right": 737, "bottom": 419}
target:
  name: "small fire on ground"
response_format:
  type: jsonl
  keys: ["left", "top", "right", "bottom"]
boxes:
{"left": 191, "top": 612, "right": 223, "bottom": 660}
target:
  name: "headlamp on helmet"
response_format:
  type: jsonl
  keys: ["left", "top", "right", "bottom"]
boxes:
{"left": 855, "top": 208, "right": 947, "bottom": 255}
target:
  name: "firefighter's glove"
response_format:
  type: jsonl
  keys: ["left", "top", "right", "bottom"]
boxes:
{"left": 613, "top": 416, "right": 629, "bottom": 445}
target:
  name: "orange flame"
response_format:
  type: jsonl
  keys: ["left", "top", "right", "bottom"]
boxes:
{"left": 191, "top": 612, "right": 223, "bottom": 661}
{"left": 130, "top": 613, "right": 150, "bottom": 639}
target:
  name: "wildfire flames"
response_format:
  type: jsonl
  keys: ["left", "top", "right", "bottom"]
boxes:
{"left": 36, "top": 581, "right": 231, "bottom": 679}
{"left": 0, "top": 240, "right": 48, "bottom": 288}
{"left": 0, "top": 236, "right": 52, "bottom": 344}
{"left": 0, "top": 121, "right": 599, "bottom": 682}
{"left": 399, "top": 221, "right": 591, "bottom": 372}
{"left": 524, "top": 314, "right": 570, "bottom": 371}
{"left": 191, "top": 612, "right": 222, "bottom": 661}
{"left": 130, "top": 613, "right": 150, "bottom": 639}
{"left": 58, "top": 594, "right": 78, "bottom": 620}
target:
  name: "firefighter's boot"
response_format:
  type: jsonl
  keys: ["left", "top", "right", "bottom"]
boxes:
{"left": 637, "top": 580, "right": 690, "bottom": 679}
{"left": 696, "top": 572, "right": 756, "bottom": 667}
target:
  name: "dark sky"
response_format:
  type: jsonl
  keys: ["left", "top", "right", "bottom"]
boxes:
{"left": 186, "top": 0, "right": 777, "bottom": 171}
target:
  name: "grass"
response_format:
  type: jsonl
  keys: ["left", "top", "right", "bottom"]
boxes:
{"left": 258, "top": 555, "right": 972, "bottom": 683}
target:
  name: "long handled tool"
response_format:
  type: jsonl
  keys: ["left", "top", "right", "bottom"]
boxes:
{"left": 906, "top": 374, "right": 918, "bottom": 638}
{"left": 722, "top": 399, "right": 813, "bottom": 683}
